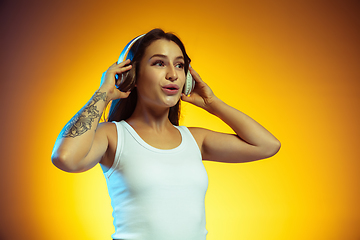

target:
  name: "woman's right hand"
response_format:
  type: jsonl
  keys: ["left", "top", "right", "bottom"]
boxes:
{"left": 99, "top": 59, "right": 133, "bottom": 102}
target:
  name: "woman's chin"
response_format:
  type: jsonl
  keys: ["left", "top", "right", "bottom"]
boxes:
{"left": 163, "top": 96, "right": 181, "bottom": 107}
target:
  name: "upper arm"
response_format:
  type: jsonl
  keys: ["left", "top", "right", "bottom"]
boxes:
{"left": 52, "top": 122, "right": 113, "bottom": 173}
{"left": 78, "top": 122, "right": 112, "bottom": 172}
{"left": 189, "top": 127, "right": 279, "bottom": 163}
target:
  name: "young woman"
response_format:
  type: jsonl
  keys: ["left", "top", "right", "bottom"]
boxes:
{"left": 52, "top": 29, "right": 280, "bottom": 240}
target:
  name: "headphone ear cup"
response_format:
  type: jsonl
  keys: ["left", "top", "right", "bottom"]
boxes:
{"left": 116, "top": 66, "right": 136, "bottom": 92}
{"left": 115, "top": 72, "right": 126, "bottom": 88}
{"left": 115, "top": 63, "right": 131, "bottom": 89}
{"left": 183, "top": 70, "right": 195, "bottom": 96}
{"left": 115, "top": 72, "right": 129, "bottom": 85}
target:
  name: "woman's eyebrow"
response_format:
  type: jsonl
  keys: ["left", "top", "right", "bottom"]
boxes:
{"left": 149, "top": 54, "right": 184, "bottom": 60}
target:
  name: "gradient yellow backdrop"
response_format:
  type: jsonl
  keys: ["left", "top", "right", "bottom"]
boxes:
{"left": 1, "top": 0, "right": 359, "bottom": 239}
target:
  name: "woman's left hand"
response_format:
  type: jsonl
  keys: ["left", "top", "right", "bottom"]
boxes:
{"left": 181, "top": 67, "right": 218, "bottom": 113}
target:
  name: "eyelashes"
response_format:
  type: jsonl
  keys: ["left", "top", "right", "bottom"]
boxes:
{"left": 152, "top": 60, "right": 184, "bottom": 69}
{"left": 176, "top": 63, "right": 185, "bottom": 69}
{"left": 153, "top": 60, "right": 164, "bottom": 67}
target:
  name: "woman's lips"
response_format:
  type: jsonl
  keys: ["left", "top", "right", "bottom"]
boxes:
{"left": 162, "top": 84, "right": 179, "bottom": 95}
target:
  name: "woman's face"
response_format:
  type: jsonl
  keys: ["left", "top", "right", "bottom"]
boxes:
{"left": 136, "top": 39, "right": 186, "bottom": 109}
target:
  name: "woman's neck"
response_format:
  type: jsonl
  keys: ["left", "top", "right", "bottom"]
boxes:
{"left": 127, "top": 103, "right": 172, "bottom": 131}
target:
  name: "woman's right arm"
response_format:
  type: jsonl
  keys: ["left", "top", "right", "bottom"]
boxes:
{"left": 51, "top": 60, "right": 132, "bottom": 173}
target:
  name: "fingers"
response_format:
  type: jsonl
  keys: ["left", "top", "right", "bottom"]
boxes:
{"left": 181, "top": 93, "right": 188, "bottom": 101}
{"left": 181, "top": 93, "right": 193, "bottom": 103}
{"left": 188, "top": 66, "right": 215, "bottom": 98}
{"left": 116, "top": 89, "right": 132, "bottom": 99}
{"left": 108, "top": 59, "right": 131, "bottom": 72}
{"left": 115, "top": 64, "right": 132, "bottom": 74}
{"left": 100, "top": 60, "right": 132, "bottom": 89}
{"left": 104, "top": 59, "right": 132, "bottom": 84}
{"left": 113, "top": 59, "right": 132, "bottom": 74}
{"left": 115, "top": 58, "right": 130, "bottom": 66}
{"left": 189, "top": 66, "right": 203, "bottom": 83}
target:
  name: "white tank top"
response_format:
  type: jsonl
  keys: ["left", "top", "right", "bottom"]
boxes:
{"left": 103, "top": 121, "right": 208, "bottom": 240}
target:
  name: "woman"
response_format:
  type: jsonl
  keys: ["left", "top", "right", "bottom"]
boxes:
{"left": 52, "top": 29, "right": 280, "bottom": 240}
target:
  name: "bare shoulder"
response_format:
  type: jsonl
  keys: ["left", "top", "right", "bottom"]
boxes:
{"left": 97, "top": 122, "right": 118, "bottom": 170}
{"left": 187, "top": 126, "right": 230, "bottom": 145}
{"left": 97, "top": 121, "right": 117, "bottom": 146}
{"left": 188, "top": 127, "right": 208, "bottom": 141}
{"left": 188, "top": 126, "right": 210, "bottom": 137}
{"left": 98, "top": 121, "right": 116, "bottom": 130}
{"left": 187, "top": 127, "right": 212, "bottom": 150}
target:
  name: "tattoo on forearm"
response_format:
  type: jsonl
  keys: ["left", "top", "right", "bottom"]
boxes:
{"left": 62, "top": 91, "right": 107, "bottom": 138}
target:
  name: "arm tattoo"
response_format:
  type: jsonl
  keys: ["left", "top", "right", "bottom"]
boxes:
{"left": 62, "top": 91, "right": 107, "bottom": 138}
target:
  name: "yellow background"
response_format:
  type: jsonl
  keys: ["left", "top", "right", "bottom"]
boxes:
{"left": 1, "top": 0, "right": 359, "bottom": 239}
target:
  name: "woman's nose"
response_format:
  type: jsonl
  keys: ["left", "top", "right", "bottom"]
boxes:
{"left": 165, "top": 65, "right": 178, "bottom": 81}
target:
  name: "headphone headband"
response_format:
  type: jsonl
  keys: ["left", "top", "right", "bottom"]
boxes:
{"left": 117, "top": 34, "right": 145, "bottom": 64}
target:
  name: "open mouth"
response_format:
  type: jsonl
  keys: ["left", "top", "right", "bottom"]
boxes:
{"left": 163, "top": 84, "right": 179, "bottom": 90}
{"left": 162, "top": 84, "right": 179, "bottom": 94}
{"left": 165, "top": 87, "right": 178, "bottom": 90}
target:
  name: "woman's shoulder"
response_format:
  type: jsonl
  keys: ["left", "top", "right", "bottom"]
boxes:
{"left": 97, "top": 122, "right": 118, "bottom": 170}
{"left": 185, "top": 127, "right": 210, "bottom": 147}
{"left": 97, "top": 122, "right": 118, "bottom": 141}
{"left": 187, "top": 126, "right": 211, "bottom": 135}
{"left": 98, "top": 121, "right": 117, "bottom": 130}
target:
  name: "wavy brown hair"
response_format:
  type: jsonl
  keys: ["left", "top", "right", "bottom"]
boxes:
{"left": 107, "top": 29, "right": 191, "bottom": 126}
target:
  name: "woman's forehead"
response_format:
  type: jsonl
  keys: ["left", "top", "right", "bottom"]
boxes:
{"left": 144, "top": 39, "right": 183, "bottom": 59}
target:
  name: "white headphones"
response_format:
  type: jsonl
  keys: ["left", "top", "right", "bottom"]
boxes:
{"left": 116, "top": 35, "right": 195, "bottom": 95}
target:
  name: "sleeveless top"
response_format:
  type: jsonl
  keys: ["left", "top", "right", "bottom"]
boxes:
{"left": 103, "top": 121, "right": 209, "bottom": 240}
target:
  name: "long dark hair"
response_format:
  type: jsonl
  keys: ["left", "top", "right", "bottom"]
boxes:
{"left": 107, "top": 29, "right": 191, "bottom": 126}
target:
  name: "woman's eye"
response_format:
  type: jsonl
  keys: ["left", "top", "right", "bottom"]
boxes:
{"left": 153, "top": 61, "right": 164, "bottom": 66}
{"left": 176, "top": 63, "right": 184, "bottom": 69}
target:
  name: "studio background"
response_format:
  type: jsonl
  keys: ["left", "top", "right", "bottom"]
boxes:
{"left": 1, "top": 0, "right": 359, "bottom": 239}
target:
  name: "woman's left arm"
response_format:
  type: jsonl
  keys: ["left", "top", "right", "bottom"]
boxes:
{"left": 181, "top": 67, "right": 281, "bottom": 163}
